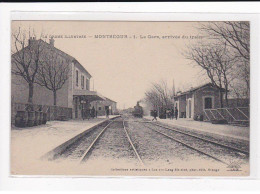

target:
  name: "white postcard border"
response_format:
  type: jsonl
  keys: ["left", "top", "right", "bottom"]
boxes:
{"left": 1, "top": 2, "right": 260, "bottom": 191}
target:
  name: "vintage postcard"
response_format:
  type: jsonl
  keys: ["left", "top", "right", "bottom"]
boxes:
{"left": 11, "top": 20, "right": 250, "bottom": 176}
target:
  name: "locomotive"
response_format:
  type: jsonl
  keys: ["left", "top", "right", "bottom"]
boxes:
{"left": 132, "top": 101, "right": 143, "bottom": 118}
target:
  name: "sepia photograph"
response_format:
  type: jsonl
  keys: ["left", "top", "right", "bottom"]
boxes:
{"left": 10, "top": 20, "right": 250, "bottom": 176}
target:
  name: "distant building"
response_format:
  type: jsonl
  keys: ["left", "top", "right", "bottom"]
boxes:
{"left": 173, "top": 83, "right": 225, "bottom": 119}
{"left": 12, "top": 37, "right": 105, "bottom": 119}
{"left": 91, "top": 97, "right": 117, "bottom": 116}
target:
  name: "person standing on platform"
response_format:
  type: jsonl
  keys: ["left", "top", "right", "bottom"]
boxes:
{"left": 82, "top": 108, "right": 85, "bottom": 120}
{"left": 175, "top": 107, "right": 178, "bottom": 120}
{"left": 91, "top": 106, "right": 96, "bottom": 119}
{"left": 152, "top": 110, "right": 157, "bottom": 121}
{"left": 170, "top": 108, "right": 174, "bottom": 120}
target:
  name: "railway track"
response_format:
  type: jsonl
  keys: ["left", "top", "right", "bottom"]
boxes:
{"left": 150, "top": 122, "right": 249, "bottom": 155}
{"left": 122, "top": 116, "right": 248, "bottom": 165}
{"left": 80, "top": 120, "right": 113, "bottom": 163}
{"left": 55, "top": 115, "right": 248, "bottom": 167}
{"left": 80, "top": 118, "right": 144, "bottom": 166}
{"left": 140, "top": 121, "right": 248, "bottom": 165}
{"left": 145, "top": 125, "right": 228, "bottom": 165}
{"left": 58, "top": 117, "right": 144, "bottom": 166}
{"left": 122, "top": 120, "right": 145, "bottom": 166}
{"left": 124, "top": 119, "right": 222, "bottom": 166}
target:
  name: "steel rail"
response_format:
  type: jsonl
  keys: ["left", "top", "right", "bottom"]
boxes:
{"left": 148, "top": 127, "right": 228, "bottom": 165}
{"left": 123, "top": 120, "right": 145, "bottom": 167}
{"left": 146, "top": 122, "right": 249, "bottom": 156}
{"left": 80, "top": 121, "right": 114, "bottom": 163}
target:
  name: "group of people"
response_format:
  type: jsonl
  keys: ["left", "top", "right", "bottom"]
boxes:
{"left": 151, "top": 107, "right": 178, "bottom": 121}
{"left": 82, "top": 106, "right": 97, "bottom": 120}
{"left": 168, "top": 107, "right": 179, "bottom": 120}
{"left": 82, "top": 106, "right": 110, "bottom": 120}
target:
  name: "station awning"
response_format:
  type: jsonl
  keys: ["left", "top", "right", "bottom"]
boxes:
{"left": 73, "top": 90, "right": 106, "bottom": 102}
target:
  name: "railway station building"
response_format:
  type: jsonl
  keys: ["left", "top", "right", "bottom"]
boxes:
{"left": 173, "top": 83, "right": 225, "bottom": 120}
{"left": 11, "top": 37, "right": 105, "bottom": 120}
{"left": 90, "top": 97, "right": 117, "bottom": 116}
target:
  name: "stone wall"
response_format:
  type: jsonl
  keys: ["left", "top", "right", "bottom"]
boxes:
{"left": 194, "top": 86, "right": 222, "bottom": 118}
{"left": 11, "top": 73, "right": 69, "bottom": 107}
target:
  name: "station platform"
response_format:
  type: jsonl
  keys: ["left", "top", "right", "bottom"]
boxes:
{"left": 11, "top": 115, "right": 119, "bottom": 175}
{"left": 144, "top": 116, "right": 249, "bottom": 142}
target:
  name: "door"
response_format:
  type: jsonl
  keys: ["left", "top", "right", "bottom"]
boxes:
{"left": 105, "top": 106, "right": 109, "bottom": 114}
{"left": 204, "top": 97, "right": 213, "bottom": 109}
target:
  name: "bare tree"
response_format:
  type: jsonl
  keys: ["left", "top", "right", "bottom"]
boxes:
{"left": 200, "top": 22, "right": 249, "bottom": 61}
{"left": 145, "top": 89, "right": 161, "bottom": 111}
{"left": 144, "top": 80, "right": 174, "bottom": 112}
{"left": 11, "top": 28, "right": 44, "bottom": 103}
{"left": 210, "top": 44, "right": 236, "bottom": 106}
{"left": 36, "top": 50, "right": 70, "bottom": 106}
{"left": 229, "top": 80, "right": 248, "bottom": 99}
{"left": 199, "top": 21, "right": 250, "bottom": 98}
{"left": 184, "top": 43, "right": 234, "bottom": 107}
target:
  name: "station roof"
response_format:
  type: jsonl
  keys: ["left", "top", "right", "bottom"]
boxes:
{"left": 73, "top": 90, "right": 106, "bottom": 102}
{"left": 174, "top": 83, "right": 226, "bottom": 98}
{"left": 104, "top": 97, "right": 117, "bottom": 103}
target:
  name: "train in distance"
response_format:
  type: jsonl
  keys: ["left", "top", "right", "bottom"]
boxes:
{"left": 132, "top": 101, "right": 143, "bottom": 118}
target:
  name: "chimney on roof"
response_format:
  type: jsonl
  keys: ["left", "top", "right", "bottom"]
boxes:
{"left": 49, "top": 37, "right": 55, "bottom": 47}
{"left": 28, "top": 37, "right": 36, "bottom": 46}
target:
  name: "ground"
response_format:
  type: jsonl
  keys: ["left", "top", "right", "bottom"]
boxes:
{"left": 11, "top": 116, "right": 118, "bottom": 175}
{"left": 11, "top": 115, "right": 249, "bottom": 176}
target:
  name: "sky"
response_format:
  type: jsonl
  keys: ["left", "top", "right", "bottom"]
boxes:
{"left": 12, "top": 21, "right": 209, "bottom": 109}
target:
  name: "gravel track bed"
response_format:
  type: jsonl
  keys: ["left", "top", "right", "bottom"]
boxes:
{"left": 149, "top": 120, "right": 249, "bottom": 152}
{"left": 143, "top": 122, "right": 249, "bottom": 165}
{"left": 84, "top": 119, "right": 138, "bottom": 165}
{"left": 125, "top": 119, "right": 216, "bottom": 166}
{"left": 58, "top": 121, "right": 110, "bottom": 160}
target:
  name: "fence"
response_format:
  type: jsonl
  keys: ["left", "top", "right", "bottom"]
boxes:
{"left": 203, "top": 107, "right": 249, "bottom": 124}
{"left": 11, "top": 102, "right": 72, "bottom": 125}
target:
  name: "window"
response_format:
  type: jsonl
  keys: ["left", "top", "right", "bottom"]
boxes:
{"left": 204, "top": 97, "right": 213, "bottom": 109}
{"left": 86, "top": 79, "right": 90, "bottom": 90}
{"left": 76, "top": 70, "right": 79, "bottom": 86}
{"left": 81, "top": 75, "right": 84, "bottom": 89}
{"left": 99, "top": 107, "right": 101, "bottom": 110}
